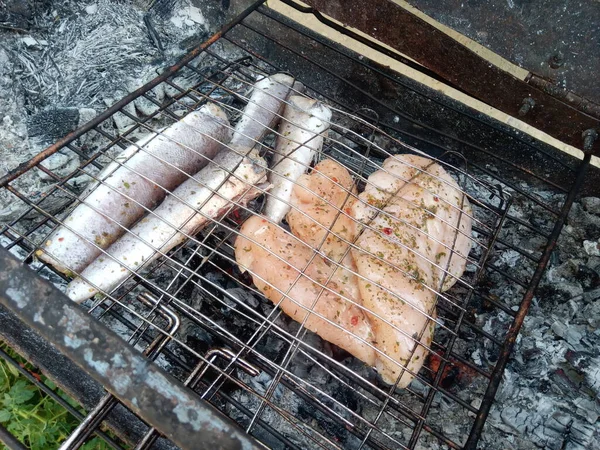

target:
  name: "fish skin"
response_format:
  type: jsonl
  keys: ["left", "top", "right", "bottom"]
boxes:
{"left": 235, "top": 215, "right": 376, "bottom": 366}
{"left": 229, "top": 73, "right": 296, "bottom": 149}
{"left": 37, "top": 103, "right": 232, "bottom": 275}
{"left": 66, "top": 74, "right": 296, "bottom": 302}
{"left": 263, "top": 96, "right": 332, "bottom": 224}
{"left": 351, "top": 154, "right": 472, "bottom": 387}
{"left": 67, "top": 144, "right": 268, "bottom": 302}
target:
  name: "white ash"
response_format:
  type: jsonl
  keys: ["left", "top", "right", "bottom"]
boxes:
{"left": 0, "top": 0, "right": 242, "bottom": 221}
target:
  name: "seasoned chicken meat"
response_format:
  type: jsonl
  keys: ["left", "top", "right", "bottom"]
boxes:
{"left": 235, "top": 215, "right": 376, "bottom": 366}
{"left": 351, "top": 154, "right": 472, "bottom": 386}
{"left": 287, "top": 158, "right": 357, "bottom": 263}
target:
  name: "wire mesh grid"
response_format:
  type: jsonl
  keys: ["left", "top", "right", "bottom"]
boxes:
{"left": 0, "top": 3, "right": 583, "bottom": 450}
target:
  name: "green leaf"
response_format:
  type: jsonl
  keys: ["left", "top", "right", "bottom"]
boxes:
{"left": 5, "top": 362, "right": 20, "bottom": 379}
{"left": 9, "top": 380, "right": 35, "bottom": 404}
{"left": 0, "top": 408, "right": 11, "bottom": 422}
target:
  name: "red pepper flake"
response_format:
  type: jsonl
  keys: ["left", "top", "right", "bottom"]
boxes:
{"left": 331, "top": 177, "right": 339, "bottom": 183}
{"left": 230, "top": 209, "right": 244, "bottom": 225}
{"left": 382, "top": 227, "right": 392, "bottom": 235}
{"left": 351, "top": 316, "right": 359, "bottom": 326}
{"left": 58, "top": 237, "right": 64, "bottom": 242}
{"left": 344, "top": 207, "right": 352, "bottom": 214}
{"left": 433, "top": 196, "right": 439, "bottom": 202}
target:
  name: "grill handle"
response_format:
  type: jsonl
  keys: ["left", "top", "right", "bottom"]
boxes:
{"left": 0, "top": 247, "right": 263, "bottom": 450}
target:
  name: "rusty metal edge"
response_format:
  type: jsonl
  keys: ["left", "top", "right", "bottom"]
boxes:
{"left": 0, "top": 304, "right": 179, "bottom": 450}
{"left": 0, "top": 0, "right": 268, "bottom": 189}
{"left": 0, "top": 247, "right": 263, "bottom": 450}
{"left": 301, "top": 0, "right": 600, "bottom": 154}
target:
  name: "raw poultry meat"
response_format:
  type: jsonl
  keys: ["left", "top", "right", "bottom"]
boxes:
{"left": 235, "top": 215, "right": 376, "bottom": 365}
{"left": 237, "top": 154, "right": 472, "bottom": 388}
{"left": 287, "top": 158, "right": 357, "bottom": 263}
{"left": 350, "top": 154, "right": 472, "bottom": 386}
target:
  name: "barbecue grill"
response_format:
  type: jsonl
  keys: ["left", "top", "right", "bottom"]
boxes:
{"left": 1, "top": 1, "right": 599, "bottom": 449}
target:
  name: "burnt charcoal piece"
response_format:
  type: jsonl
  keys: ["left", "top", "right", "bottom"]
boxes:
{"left": 576, "top": 265, "right": 600, "bottom": 289}
{"left": 0, "top": 0, "right": 34, "bottom": 29}
{"left": 147, "top": 0, "right": 178, "bottom": 18}
{"left": 27, "top": 107, "right": 80, "bottom": 146}
{"left": 297, "top": 399, "right": 352, "bottom": 446}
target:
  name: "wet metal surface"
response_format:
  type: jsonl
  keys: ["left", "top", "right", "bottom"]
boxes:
{"left": 302, "top": 0, "right": 600, "bottom": 154}
{"left": 0, "top": 305, "right": 177, "bottom": 449}
{"left": 409, "top": 0, "right": 600, "bottom": 105}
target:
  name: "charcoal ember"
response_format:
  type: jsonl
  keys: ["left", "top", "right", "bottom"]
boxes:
{"left": 38, "top": 150, "right": 80, "bottom": 181}
{"left": 255, "top": 334, "right": 286, "bottom": 363}
{"left": 297, "top": 400, "right": 353, "bottom": 447}
{"left": 586, "top": 256, "right": 600, "bottom": 272}
{"left": 565, "top": 352, "right": 600, "bottom": 395}
{"left": 580, "top": 298, "right": 600, "bottom": 328}
{"left": 0, "top": 0, "right": 34, "bottom": 29}
{"left": 568, "top": 203, "right": 600, "bottom": 239}
{"left": 104, "top": 96, "right": 138, "bottom": 131}
{"left": 568, "top": 419, "right": 597, "bottom": 450}
{"left": 27, "top": 107, "right": 80, "bottom": 146}
{"left": 581, "top": 197, "right": 600, "bottom": 215}
{"left": 575, "top": 264, "right": 600, "bottom": 289}
{"left": 518, "top": 233, "right": 546, "bottom": 255}
{"left": 129, "top": 71, "right": 165, "bottom": 117}
{"left": 539, "top": 280, "right": 584, "bottom": 303}
{"left": 573, "top": 398, "right": 600, "bottom": 424}
{"left": 551, "top": 321, "right": 586, "bottom": 351}
{"left": 250, "top": 371, "right": 284, "bottom": 400}
{"left": 547, "top": 259, "right": 579, "bottom": 282}
{"left": 226, "top": 287, "right": 260, "bottom": 308}
{"left": 583, "top": 239, "right": 600, "bottom": 257}
{"left": 518, "top": 347, "right": 549, "bottom": 378}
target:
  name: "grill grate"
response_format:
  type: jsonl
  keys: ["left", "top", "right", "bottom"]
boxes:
{"left": 0, "top": 2, "right": 592, "bottom": 449}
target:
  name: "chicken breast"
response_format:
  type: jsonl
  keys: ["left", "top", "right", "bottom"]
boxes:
{"left": 235, "top": 215, "right": 376, "bottom": 365}
{"left": 37, "top": 103, "right": 232, "bottom": 275}
{"left": 287, "top": 159, "right": 357, "bottom": 263}
{"left": 351, "top": 154, "right": 472, "bottom": 386}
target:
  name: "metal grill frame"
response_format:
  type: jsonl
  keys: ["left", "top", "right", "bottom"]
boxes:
{"left": 0, "top": 1, "right": 594, "bottom": 449}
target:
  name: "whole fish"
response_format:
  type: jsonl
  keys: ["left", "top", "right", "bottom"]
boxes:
{"left": 37, "top": 103, "right": 232, "bottom": 275}
{"left": 66, "top": 74, "right": 296, "bottom": 302}
{"left": 67, "top": 144, "right": 268, "bottom": 302}
{"left": 263, "top": 96, "right": 332, "bottom": 223}
{"left": 229, "top": 73, "right": 296, "bottom": 148}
